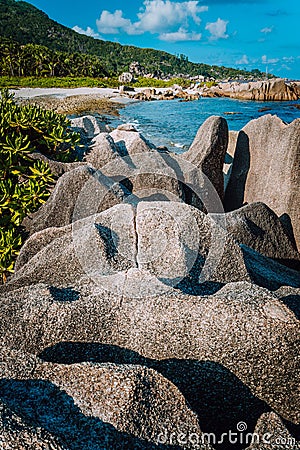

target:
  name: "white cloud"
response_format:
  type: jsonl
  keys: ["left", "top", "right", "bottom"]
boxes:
{"left": 236, "top": 54, "right": 249, "bottom": 65}
{"left": 262, "top": 55, "right": 279, "bottom": 64}
{"left": 72, "top": 25, "right": 101, "bottom": 39}
{"left": 136, "top": 1, "right": 208, "bottom": 33}
{"left": 280, "top": 64, "right": 291, "bottom": 71}
{"left": 260, "top": 26, "right": 273, "bottom": 34}
{"left": 283, "top": 56, "right": 295, "bottom": 62}
{"left": 96, "top": 1, "right": 208, "bottom": 41}
{"left": 96, "top": 10, "right": 141, "bottom": 35}
{"left": 205, "top": 18, "right": 229, "bottom": 40}
{"left": 159, "top": 27, "right": 201, "bottom": 42}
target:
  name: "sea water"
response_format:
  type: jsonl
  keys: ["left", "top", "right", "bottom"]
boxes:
{"left": 109, "top": 97, "right": 300, "bottom": 153}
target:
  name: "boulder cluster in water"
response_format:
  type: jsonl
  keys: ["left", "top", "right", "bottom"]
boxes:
{"left": 0, "top": 113, "right": 299, "bottom": 449}
{"left": 120, "top": 78, "right": 300, "bottom": 103}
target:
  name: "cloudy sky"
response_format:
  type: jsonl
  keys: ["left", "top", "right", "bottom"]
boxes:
{"left": 28, "top": 0, "right": 299, "bottom": 79}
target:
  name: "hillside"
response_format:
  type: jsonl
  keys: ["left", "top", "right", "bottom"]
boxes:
{"left": 0, "top": 0, "right": 266, "bottom": 79}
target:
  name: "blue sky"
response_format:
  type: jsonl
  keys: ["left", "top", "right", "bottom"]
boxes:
{"left": 27, "top": 0, "right": 300, "bottom": 79}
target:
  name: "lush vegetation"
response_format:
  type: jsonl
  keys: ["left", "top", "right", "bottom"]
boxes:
{"left": 0, "top": 0, "right": 268, "bottom": 80}
{"left": 0, "top": 75, "right": 199, "bottom": 89}
{"left": 0, "top": 76, "right": 113, "bottom": 88}
{"left": 0, "top": 89, "right": 80, "bottom": 282}
{"left": 0, "top": 37, "right": 108, "bottom": 78}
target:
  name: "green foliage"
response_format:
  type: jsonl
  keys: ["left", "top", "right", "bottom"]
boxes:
{"left": 0, "top": 37, "right": 109, "bottom": 78}
{"left": 0, "top": 76, "right": 120, "bottom": 89}
{"left": 0, "top": 88, "right": 80, "bottom": 282}
{"left": 204, "top": 81, "right": 217, "bottom": 88}
{"left": 0, "top": 0, "right": 269, "bottom": 80}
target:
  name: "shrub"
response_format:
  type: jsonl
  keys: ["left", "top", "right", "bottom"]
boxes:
{"left": 0, "top": 88, "right": 80, "bottom": 282}
{"left": 0, "top": 76, "right": 121, "bottom": 89}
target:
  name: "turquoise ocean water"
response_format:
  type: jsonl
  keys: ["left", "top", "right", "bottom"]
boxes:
{"left": 109, "top": 97, "right": 300, "bottom": 153}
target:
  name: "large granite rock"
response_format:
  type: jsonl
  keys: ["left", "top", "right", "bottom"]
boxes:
{"left": 71, "top": 115, "right": 109, "bottom": 139}
{"left": 22, "top": 166, "right": 130, "bottom": 235}
{"left": 118, "top": 72, "right": 134, "bottom": 83}
{"left": 85, "top": 124, "right": 155, "bottom": 172}
{"left": 11, "top": 202, "right": 300, "bottom": 292}
{"left": 182, "top": 116, "right": 228, "bottom": 201}
{"left": 84, "top": 126, "right": 191, "bottom": 206}
{"left": 84, "top": 132, "right": 120, "bottom": 169}
{"left": 110, "top": 126, "right": 156, "bottom": 155}
{"left": 0, "top": 347, "right": 211, "bottom": 449}
{"left": 12, "top": 204, "right": 137, "bottom": 289}
{"left": 221, "top": 202, "right": 300, "bottom": 270}
{"left": 1, "top": 113, "right": 299, "bottom": 450}
{"left": 224, "top": 115, "right": 300, "bottom": 250}
{"left": 0, "top": 279, "right": 298, "bottom": 430}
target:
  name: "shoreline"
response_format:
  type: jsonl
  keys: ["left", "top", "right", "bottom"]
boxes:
{"left": 11, "top": 77, "right": 300, "bottom": 110}
{"left": 11, "top": 87, "right": 300, "bottom": 151}
{"left": 11, "top": 87, "right": 152, "bottom": 116}
{"left": 14, "top": 90, "right": 127, "bottom": 117}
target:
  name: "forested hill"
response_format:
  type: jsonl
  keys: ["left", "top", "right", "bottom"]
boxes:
{"left": 0, "top": 0, "right": 265, "bottom": 79}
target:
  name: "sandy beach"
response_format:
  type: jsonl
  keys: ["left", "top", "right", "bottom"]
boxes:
{"left": 12, "top": 87, "right": 122, "bottom": 100}
{"left": 12, "top": 87, "right": 134, "bottom": 115}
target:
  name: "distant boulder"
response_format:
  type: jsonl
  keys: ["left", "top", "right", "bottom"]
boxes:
{"left": 202, "top": 78, "right": 300, "bottom": 101}
{"left": 119, "top": 85, "right": 135, "bottom": 94}
{"left": 118, "top": 72, "right": 134, "bottom": 83}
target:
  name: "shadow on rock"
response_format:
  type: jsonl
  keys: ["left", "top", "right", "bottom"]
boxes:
{"left": 224, "top": 131, "right": 250, "bottom": 212}
{"left": 0, "top": 378, "right": 172, "bottom": 449}
{"left": 49, "top": 287, "right": 80, "bottom": 303}
{"left": 280, "top": 294, "right": 300, "bottom": 320}
{"left": 39, "top": 342, "right": 273, "bottom": 450}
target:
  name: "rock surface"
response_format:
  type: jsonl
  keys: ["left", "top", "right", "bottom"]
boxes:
{"left": 22, "top": 166, "right": 130, "bottom": 235}
{"left": 84, "top": 132, "right": 119, "bottom": 168}
{"left": 12, "top": 202, "right": 300, "bottom": 292}
{"left": 0, "top": 347, "right": 211, "bottom": 449}
{"left": 1, "top": 112, "right": 300, "bottom": 449}
{"left": 0, "top": 280, "right": 299, "bottom": 430}
{"left": 0, "top": 400, "right": 69, "bottom": 450}
{"left": 71, "top": 114, "right": 109, "bottom": 139}
{"left": 183, "top": 116, "right": 228, "bottom": 201}
{"left": 13, "top": 204, "right": 137, "bottom": 289}
{"left": 202, "top": 78, "right": 300, "bottom": 101}
{"left": 225, "top": 115, "right": 300, "bottom": 250}
{"left": 109, "top": 127, "right": 156, "bottom": 155}
{"left": 221, "top": 202, "right": 300, "bottom": 270}
{"left": 245, "top": 412, "right": 299, "bottom": 449}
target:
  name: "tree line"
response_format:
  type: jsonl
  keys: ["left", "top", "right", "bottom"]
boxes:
{"left": 0, "top": 37, "right": 109, "bottom": 78}
{"left": 0, "top": 0, "right": 268, "bottom": 81}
